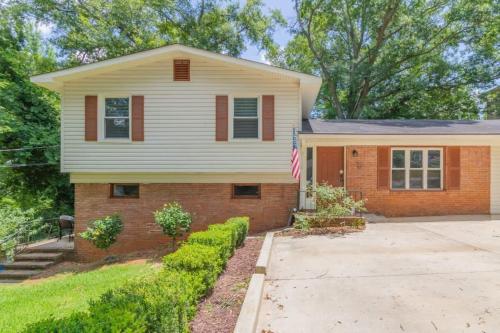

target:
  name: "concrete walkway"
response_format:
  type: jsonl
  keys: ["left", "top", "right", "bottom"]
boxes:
{"left": 257, "top": 219, "right": 500, "bottom": 333}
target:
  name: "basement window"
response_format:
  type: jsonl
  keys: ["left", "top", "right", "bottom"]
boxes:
{"left": 111, "top": 184, "right": 140, "bottom": 198}
{"left": 232, "top": 184, "right": 261, "bottom": 199}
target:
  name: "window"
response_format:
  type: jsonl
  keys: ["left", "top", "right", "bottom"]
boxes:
{"left": 233, "top": 97, "right": 259, "bottom": 139}
{"left": 391, "top": 148, "right": 442, "bottom": 190}
{"left": 232, "top": 184, "right": 261, "bottom": 199}
{"left": 306, "top": 147, "right": 313, "bottom": 185}
{"left": 104, "top": 97, "right": 130, "bottom": 139}
{"left": 111, "top": 184, "right": 139, "bottom": 198}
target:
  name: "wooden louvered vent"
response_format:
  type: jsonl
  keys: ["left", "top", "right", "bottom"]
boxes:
{"left": 173, "top": 59, "right": 190, "bottom": 81}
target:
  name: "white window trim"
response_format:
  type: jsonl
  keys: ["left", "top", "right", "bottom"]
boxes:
{"left": 98, "top": 94, "right": 132, "bottom": 142}
{"left": 390, "top": 147, "right": 443, "bottom": 190}
{"left": 228, "top": 94, "right": 262, "bottom": 142}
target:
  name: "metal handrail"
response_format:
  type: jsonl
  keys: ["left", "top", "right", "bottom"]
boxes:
{"left": 0, "top": 218, "right": 60, "bottom": 261}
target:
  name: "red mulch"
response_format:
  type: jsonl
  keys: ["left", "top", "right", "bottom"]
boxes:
{"left": 190, "top": 237, "right": 263, "bottom": 333}
{"left": 275, "top": 225, "right": 365, "bottom": 237}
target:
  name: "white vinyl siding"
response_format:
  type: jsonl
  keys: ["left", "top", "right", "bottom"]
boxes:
{"left": 491, "top": 146, "right": 500, "bottom": 214}
{"left": 61, "top": 53, "right": 300, "bottom": 173}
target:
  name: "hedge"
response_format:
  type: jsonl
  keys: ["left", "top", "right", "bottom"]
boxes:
{"left": 24, "top": 216, "right": 250, "bottom": 333}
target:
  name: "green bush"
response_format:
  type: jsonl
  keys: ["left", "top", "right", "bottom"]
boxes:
{"left": 163, "top": 243, "right": 223, "bottom": 290}
{"left": 224, "top": 217, "right": 249, "bottom": 247}
{"left": 79, "top": 214, "right": 123, "bottom": 250}
{"left": 153, "top": 202, "right": 192, "bottom": 250}
{"left": 188, "top": 229, "right": 234, "bottom": 261}
{"left": 24, "top": 216, "right": 250, "bottom": 333}
{"left": 315, "top": 184, "right": 366, "bottom": 217}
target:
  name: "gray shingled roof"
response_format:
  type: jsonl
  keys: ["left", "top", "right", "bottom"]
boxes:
{"left": 301, "top": 119, "right": 500, "bottom": 135}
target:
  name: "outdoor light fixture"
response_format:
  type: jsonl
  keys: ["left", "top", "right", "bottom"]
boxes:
{"left": 352, "top": 149, "right": 359, "bottom": 157}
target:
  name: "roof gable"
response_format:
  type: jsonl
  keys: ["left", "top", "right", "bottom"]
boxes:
{"left": 30, "top": 44, "right": 322, "bottom": 116}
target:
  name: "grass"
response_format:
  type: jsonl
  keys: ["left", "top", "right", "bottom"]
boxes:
{"left": 0, "top": 261, "right": 160, "bottom": 333}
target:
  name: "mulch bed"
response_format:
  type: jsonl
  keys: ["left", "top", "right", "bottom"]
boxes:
{"left": 275, "top": 225, "right": 365, "bottom": 237}
{"left": 190, "top": 237, "right": 263, "bottom": 333}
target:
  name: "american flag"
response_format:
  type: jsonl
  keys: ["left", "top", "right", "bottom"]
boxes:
{"left": 291, "top": 128, "right": 300, "bottom": 180}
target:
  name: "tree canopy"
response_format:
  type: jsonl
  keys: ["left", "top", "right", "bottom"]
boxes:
{"left": 271, "top": 0, "right": 499, "bottom": 119}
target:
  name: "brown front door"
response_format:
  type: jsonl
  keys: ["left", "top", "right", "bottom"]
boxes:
{"left": 316, "top": 147, "right": 344, "bottom": 187}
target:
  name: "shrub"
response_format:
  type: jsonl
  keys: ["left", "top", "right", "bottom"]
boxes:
{"left": 25, "top": 216, "right": 250, "bottom": 333}
{"left": 315, "top": 184, "right": 366, "bottom": 217}
{"left": 294, "top": 214, "right": 310, "bottom": 230}
{"left": 154, "top": 202, "right": 192, "bottom": 250}
{"left": 163, "top": 243, "right": 223, "bottom": 290}
{"left": 188, "top": 229, "right": 234, "bottom": 261}
{"left": 224, "top": 217, "right": 249, "bottom": 247}
{"left": 79, "top": 214, "right": 123, "bottom": 250}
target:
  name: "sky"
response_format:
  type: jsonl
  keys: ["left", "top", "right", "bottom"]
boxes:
{"left": 241, "top": 0, "right": 295, "bottom": 63}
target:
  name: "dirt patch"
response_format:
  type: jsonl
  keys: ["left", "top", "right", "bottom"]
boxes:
{"left": 28, "top": 249, "right": 166, "bottom": 282}
{"left": 191, "top": 237, "right": 263, "bottom": 333}
{"left": 275, "top": 225, "right": 365, "bottom": 237}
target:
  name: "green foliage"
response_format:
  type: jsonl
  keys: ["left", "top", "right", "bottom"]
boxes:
{"left": 224, "top": 216, "right": 250, "bottom": 247}
{"left": 23, "top": 217, "right": 249, "bottom": 333}
{"left": 273, "top": 0, "right": 498, "bottom": 119}
{"left": 188, "top": 229, "right": 234, "bottom": 261}
{"left": 79, "top": 214, "right": 123, "bottom": 250}
{"left": 0, "top": 5, "right": 72, "bottom": 218}
{"left": 163, "top": 243, "right": 223, "bottom": 289}
{"left": 0, "top": 204, "right": 45, "bottom": 260}
{"left": 154, "top": 202, "right": 192, "bottom": 249}
{"left": 29, "top": 0, "right": 285, "bottom": 65}
{"left": 2, "top": 262, "right": 158, "bottom": 333}
{"left": 315, "top": 184, "right": 366, "bottom": 218}
{"left": 294, "top": 214, "right": 310, "bottom": 231}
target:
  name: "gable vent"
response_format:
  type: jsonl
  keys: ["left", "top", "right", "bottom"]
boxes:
{"left": 173, "top": 59, "right": 190, "bottom": 81}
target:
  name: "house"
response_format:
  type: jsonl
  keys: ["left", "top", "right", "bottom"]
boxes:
{"left": 299, "top": 119, "right": 500, "bottom": 217}
{"left": 31, "top": 44, "right": 500, "bottom": 261}
{"left": 31, "top": 44, "right": 321, "bottom": 260}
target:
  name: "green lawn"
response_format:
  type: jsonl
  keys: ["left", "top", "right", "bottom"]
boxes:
{"left": 0, "top": 261, "right": 159, "bottom": 333}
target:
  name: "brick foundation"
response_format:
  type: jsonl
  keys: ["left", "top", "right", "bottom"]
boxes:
{"left": 345, "top": 146, "right": 490, "bottom": 217}
{"left": 74, "top": 183, "right": 297, "bottom": 261}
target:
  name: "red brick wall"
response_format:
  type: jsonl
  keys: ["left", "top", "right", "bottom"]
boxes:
{"left": 74, "top": 183, "right": 297, "bottom": 261}
{"left": 345, "top": 146, "right": 490, "bottom": 217}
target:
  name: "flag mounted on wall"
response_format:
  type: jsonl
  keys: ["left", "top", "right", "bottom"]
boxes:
{"left": 291, "top": 128, "right": 300, "bottom": 180}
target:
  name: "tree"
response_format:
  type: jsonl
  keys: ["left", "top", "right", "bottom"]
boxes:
{"left": 272, "top": 0, "right": 499, "bottom": 119}
{"left": 0, "top": 4, "right": 73, "bottom": 217}
{"left": 29, "top": 0, "right": 285, "bottom": 64}
{"left": 154, "top": 202, "right": 192, "bottom": 251}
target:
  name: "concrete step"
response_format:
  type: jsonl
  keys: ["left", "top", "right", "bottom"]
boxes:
{"left": 1, "top": 261, "right": 55, "bottom": 270}
{"left": 14, "top": 252, "right": 63, "bottom": 262}
{"left": 0, "top": 269, "right": 41, "bottom": 280}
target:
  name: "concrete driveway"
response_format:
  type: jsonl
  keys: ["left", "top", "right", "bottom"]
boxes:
{"left": 256, "top": 219, "right": 500, "bottom": 333}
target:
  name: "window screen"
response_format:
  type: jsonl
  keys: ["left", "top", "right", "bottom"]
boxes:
{"left": 233, "top": 98, "right": 258, "bottom": 138}
{"left": 232, "top": 184, "right": 260, "bottom": 198}
{"left": 111, "top": 184, "right": 139, "bottom": 198}
{"left": 105, "top": 97, "right": 130, "bottom": 139}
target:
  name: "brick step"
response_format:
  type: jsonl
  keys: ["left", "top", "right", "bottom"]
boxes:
{"left": 1, "top": 261, "right": 55, "bottom": 270}
{"left": 0, "top": 269, "right": 41, "bottom": 280}
{"left": 14, "top": 252, "right": 63, "bottom": 262}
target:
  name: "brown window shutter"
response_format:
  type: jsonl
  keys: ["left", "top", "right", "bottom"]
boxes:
{"left": 446, "top": 146, "right": 461, "bottom": 190}
{"left": 173, "top": 59, "right": 190, "bottom": 81}
{"left": 85, "top": 95, "right": 98, "bottom": 141}
{"left": 262, "top": 95, "right": 275, "bottom": 141}
{"left": 377, "top": 146, "right": 390, "bottom": 190}
{"left": 131, "top": 96, "right": 144, "bottom": 141}
{"left": 215, "top": 96, "right": 228, "bottom": 141}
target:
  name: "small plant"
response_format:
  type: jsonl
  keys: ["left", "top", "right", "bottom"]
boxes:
{"left": 154, "top": 202, "right": 192, "bottom": 250}
{"left": 80, "top": 214, "right": 123, "bottom": 251}
{"left": 315, "top": 184, "right": 366, "bottom": 218}
{"left": 294, "top": 214, "right": 310, "bottom": 230}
